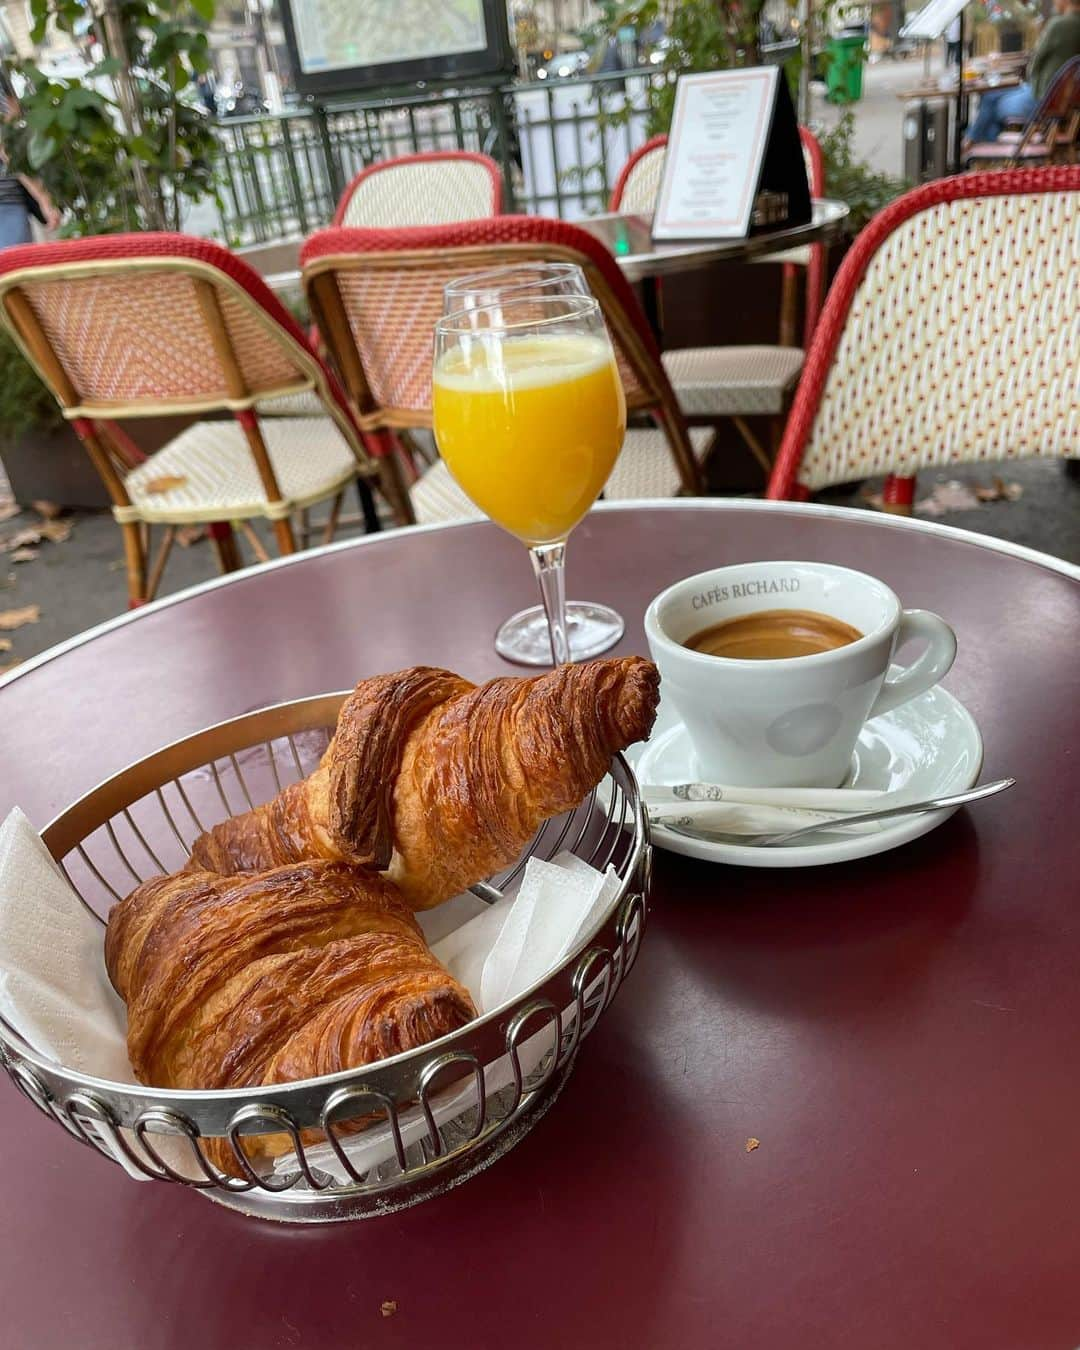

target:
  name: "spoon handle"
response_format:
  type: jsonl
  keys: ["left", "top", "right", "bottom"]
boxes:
{"left": 763, "top": 777, "right": 1016, "bottom": 845}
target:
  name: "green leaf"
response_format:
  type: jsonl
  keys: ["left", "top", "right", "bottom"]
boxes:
{"left": 89, "top": 58, "right": 124, "bottom": 78}
{"left": 190, "top": 0, "right": 215, "bottom": 20}
{"left": 27, "top": 129, "right": 57, "bottom": 169}
{"left": 129, "top": 135, "right": 160, "bottom": 163}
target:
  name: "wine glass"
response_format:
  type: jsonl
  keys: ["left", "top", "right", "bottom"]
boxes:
{"left": 433, "top": 294, "right": 626, "bottom": 667}
{"left": 440, "top": 263, "right": 625, "bottom": 665}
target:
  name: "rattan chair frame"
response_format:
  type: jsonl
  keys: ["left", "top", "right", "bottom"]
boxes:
{"left": 302, "top": 231, "right": 705, "bottom": 496}
{"left": 0, "top": 246, "right": 385, "bottom": 605}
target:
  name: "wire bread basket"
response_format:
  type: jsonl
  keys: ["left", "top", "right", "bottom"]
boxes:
{"left": 0, "top": 693, "right": 650, "bottom": 1223}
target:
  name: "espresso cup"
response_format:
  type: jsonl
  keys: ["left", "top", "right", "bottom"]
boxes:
{"left": 644, "top": 561, "right": 957, "bottom": 788}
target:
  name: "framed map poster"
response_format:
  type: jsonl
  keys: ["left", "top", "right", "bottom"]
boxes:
{"left": 280, "top": 0, "right": 514, "bottom": 97}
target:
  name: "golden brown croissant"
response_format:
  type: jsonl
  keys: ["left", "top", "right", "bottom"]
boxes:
{"left": 104, "top": 860, "right": 476, "bottom": 1172}
{"left": 188, "top": 657, "right": 659, "bottom": 909}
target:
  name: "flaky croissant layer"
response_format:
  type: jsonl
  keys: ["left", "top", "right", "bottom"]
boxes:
{"left": 188, "top": 657, "right": 660, "bottom": 908}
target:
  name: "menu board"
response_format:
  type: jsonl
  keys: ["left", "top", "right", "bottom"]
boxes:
{"left": 652, "top": 68, "right": 781, "bottom": 241}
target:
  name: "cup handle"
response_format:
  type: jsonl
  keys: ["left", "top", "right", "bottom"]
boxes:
{"left": 868, "top": 610, "right": 957, "bottom": 719}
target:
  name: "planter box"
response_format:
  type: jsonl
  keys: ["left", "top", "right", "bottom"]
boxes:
{"left": 1, "top": 415, "right": 206, "bottom": 510}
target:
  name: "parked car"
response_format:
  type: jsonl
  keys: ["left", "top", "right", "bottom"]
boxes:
{"left": 535, "top": 50, "right": 591, "bottom": 80}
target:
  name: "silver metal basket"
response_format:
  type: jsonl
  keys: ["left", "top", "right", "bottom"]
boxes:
{"left": 0, "top": 693, "right": 650, "bottom": 1223}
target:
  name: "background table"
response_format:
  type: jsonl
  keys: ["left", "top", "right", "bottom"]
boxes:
{"left": 252, "top": 199, "right": 850, "bottom": 296}
{"left": 2, "top": 500, "right": 1078, "bottom": 1350}
{"left": 575, "top": 199, "right": 849, "bottom": 283}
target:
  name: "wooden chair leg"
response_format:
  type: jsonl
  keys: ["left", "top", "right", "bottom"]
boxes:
{"left": 121, "top": 521, "right": 148, "bottom": 609}
{"left": 323, "top": 491, "right": 345, "bottom": 545}
{"left": 272, "top": 518, "right": 297, "bottom": 554}
{"left": 652, "top": 401, "right": 705, "bottom": 495}
{"left": 882, "top": 473, "right": 917, "bottom": 516}
{"left": 144, "top": 525, "right": 176, "bottom": 603}
{"left": 237, "top": 520, "right": 271, "bottom": 564}
{"left": 779, "top": 263, "right": 800, "bottom": 348}
{"left": 358, "top": 476, "right": 382, "bottom": 533}
{"left": 368, "top": 430, "right": 416, "bottom": 525}
{"left": 208, "top": 521, "right": 243, "bottom": 572}
{"left": 732, "top": 416, "right": 774, "bottom": 478}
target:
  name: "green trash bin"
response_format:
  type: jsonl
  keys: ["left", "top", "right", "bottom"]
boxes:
{"left": 826, "top": 32, "right": 866, "bottom": 104}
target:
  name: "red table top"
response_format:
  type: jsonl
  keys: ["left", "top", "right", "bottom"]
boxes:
{"left": 2, "top": 501, "right": 1078, "bottom": 1350}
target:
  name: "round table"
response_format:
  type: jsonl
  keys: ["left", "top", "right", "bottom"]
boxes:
{"left": 2, "top": 500, "right": 1078, "bottom": 1350}
{"left": 575, "top": 199, "right": 850, "bottom": 283}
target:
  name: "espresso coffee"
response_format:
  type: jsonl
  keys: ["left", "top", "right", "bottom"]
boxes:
{"left": 686, "top": 608, "right": 863, "bottom": 660}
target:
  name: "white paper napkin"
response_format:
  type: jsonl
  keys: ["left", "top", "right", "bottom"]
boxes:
{"left": 0, "top": 809, "right": 130, "bottom": 1081}
{"left": 0, "top": 807, "right": 624, "bottom": 1185}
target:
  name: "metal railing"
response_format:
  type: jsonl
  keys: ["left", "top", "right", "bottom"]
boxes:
{"left": 210, "top": 69, "right": 668, "bottom": 244}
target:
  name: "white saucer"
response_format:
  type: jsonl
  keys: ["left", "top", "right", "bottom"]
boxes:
{"left": 628, "top": 683, "right": 983, "bottom": 868}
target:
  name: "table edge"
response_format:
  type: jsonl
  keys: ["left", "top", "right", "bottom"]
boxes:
{"left": 2, "top": 499, "right": 1076, "bottom": 693}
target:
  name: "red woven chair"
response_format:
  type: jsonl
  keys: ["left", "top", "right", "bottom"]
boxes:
{"left": 608, "top": 134, "right": 669, "bottom": 214}
{"left": 767, "top": 168, "right": 1080, "bottom": 513}
{"left": 301, "top": 216, "right": 715, "bottom": 522}
{"left": 965, "top": 57, "right": 1080, "bottom": 170}
{"left": 0, "top": 234, "right": 385, "bottom": 607}
{"left": 333, "top": 151, "right": 504, "bottom": 227}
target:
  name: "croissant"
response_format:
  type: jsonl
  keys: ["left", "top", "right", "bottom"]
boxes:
{"left": 188, "top": 657, "right": 659, "bottom": 909}
{"left": 105, "top": 860, "right": 476, "bottom": 1174}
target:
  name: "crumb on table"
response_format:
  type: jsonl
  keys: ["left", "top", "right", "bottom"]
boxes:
{"left": 381, "top": 1300, "right": 398, "bottom": 1318}
{"left": 745, "top": 1137, "right": 760, "bottom": 1152}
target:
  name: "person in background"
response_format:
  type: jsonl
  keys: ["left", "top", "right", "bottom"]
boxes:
{"left": 945, "top": 14, "right": 962, "bottom": 66}
{"left": 964, "top": 0, "right": 1080, "bottom": 144}
{"left": 0, "top": 68, "right": 60, "bottom": 248}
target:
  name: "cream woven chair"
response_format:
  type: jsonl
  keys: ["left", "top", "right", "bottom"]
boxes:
{"left": 768, "top": 168, "right": 1080, "bottom": 512}
{"left": 333, "top": 151, "right": 503, "bottom": 227}
{"left": 0, "top": 233, "right": 385, "bottom": 606}
{"left": 300, "top": 216, "right": 715, "bottom": 525}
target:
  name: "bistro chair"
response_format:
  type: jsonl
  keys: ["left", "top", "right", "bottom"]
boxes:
{"left": 767, "top": 167, "right": 1080, "bottom": 513}
{"left": 333, "top": 151, "right": 504, "bottom": 227}
{"left": 610, "top": 127, "right": 829, "bottom": 350}
{"left": 964, "top": 57, "right": 1080, "bottom": 170}
{"left": 300, "top": 216, "right": 716, "bottom": 524}
{"left": 0, "top": 234, "right": 386, "bottom": 607}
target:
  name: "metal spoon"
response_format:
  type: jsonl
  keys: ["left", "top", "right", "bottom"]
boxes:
{"left": 657, "top": 777, "right": 1016, "bottom": 848}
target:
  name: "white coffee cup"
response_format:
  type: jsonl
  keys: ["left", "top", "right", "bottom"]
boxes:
{"left": 644, "top": 561, "right": 957, "bottom": 788}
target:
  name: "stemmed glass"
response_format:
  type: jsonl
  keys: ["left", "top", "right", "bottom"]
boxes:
{"left": 433, "top": 294, "right": 626, "bottom": 667}
{"left": 441, "top": 263, "right": 625, "bottom": 665}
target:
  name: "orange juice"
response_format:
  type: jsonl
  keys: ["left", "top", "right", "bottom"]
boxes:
{"left": 432, "top": 333, "right": 626, "bottom": 546}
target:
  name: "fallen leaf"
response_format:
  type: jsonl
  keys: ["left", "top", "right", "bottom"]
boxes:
{"left": 177, "top": 525, "right": 206, "bottom": 547}
{"left": 974, "top": 476, "right": 1023, "bottom": 503}
{"left": 30, "top": 499, "right": 62, "bottom": 519}
{"left": 143, "top": 474, "right": 188, "bottom": 495}
{"left": 914, "top": 479, "right": 980, "bottom": 518}
{"left": 380, "top": 1300, "right": 398, "bottom": 1318}
{"left": 0, "top": 637, "right": 11, "bottom": 651}
{"left": 10, "top": 548, "right": 38, "bottom": 563}
{"left": 0, "top": 604, "right": 40, "bottom": 630}
{"left": 0, "top": 502, "right": 20, "bottom": 524}
{"left": 37, "top": 519, "right": 72, "bottom": 543}
{"left": 0, "top": 526, "right": 42, "bottom": 553}
{"left": 0, "top": 660, "right": 21, "bottom": 676}
{"left": 745, "top": 1137, "right": 760, "bottom": 1153}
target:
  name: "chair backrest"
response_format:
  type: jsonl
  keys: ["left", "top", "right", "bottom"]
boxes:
{"left": 0, "top": 234, "right": 363, "bottom": 441}
{"left": 609, "top": 135, "right": 668, "bottom": 214}
{"left": 301, "top": 215, "right": 679, "bottom": 423}
{"left": 800, "top": 125, "right": 825, "bottom": 198}
{"left": 1025, "top": 55, "right": 1080, "bottom": 155}
{"left": 333, "top": 151, "right": 503, "bottom": 227}
{"left": 767, "top": 167, "right": 1080, "bottom": 499}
